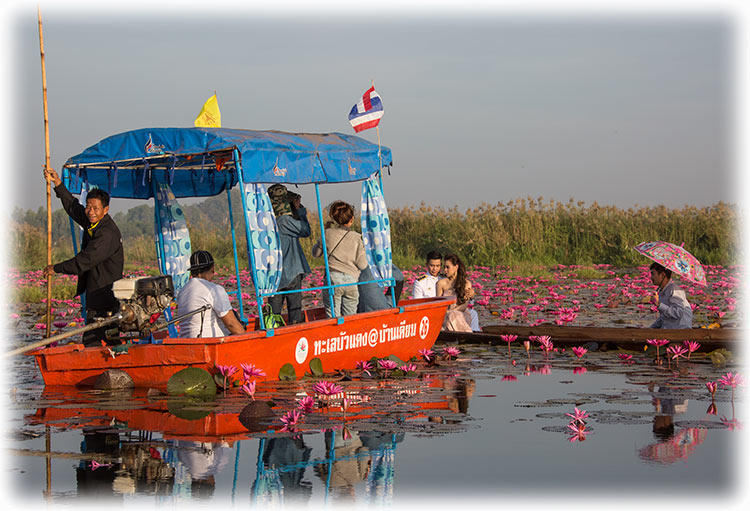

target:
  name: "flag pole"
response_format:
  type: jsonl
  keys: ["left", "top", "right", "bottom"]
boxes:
{"left": 372, "top": 80, "right": 383, "bottom": 174}
{"left": 38, "top": 7, "right": 53, "bottom": 338}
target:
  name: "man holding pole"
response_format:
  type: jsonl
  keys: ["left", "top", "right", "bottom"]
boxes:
{"left": 43, "top": 167, "right": 124, "bottom": 346}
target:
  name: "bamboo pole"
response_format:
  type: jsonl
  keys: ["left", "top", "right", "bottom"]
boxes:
{"left": 38, "top": 7, "right": 53, "bottom": 338}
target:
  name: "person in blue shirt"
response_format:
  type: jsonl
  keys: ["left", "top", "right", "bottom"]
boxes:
{"left": 649, "top": 262, "right": 693, "bottom": 329}
{"left": 267, "top": 184, "right": 311, "bottom": 324}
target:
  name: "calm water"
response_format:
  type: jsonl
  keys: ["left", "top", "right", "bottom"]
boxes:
{"left": 4, "top": 341, "right": 745, "bottom": 508}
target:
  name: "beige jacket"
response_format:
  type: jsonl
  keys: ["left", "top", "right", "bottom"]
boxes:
{"left": 324, "top": 225, "right": 368, "bottom": 277}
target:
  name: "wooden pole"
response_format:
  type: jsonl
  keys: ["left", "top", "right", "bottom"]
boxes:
{"left": 38, "top": 7, "right": 53, "bottom": 338}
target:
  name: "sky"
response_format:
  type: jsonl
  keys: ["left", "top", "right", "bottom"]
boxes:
{"left": 1, "top": 0, "right": 745, "bottom": 218}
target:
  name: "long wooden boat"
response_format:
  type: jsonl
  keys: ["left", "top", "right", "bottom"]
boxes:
{"left": 24, "top": 128, "right": 450, "bottom": 387}
{"left": 438, "top": 324, "right": 743, "bottom": 351}
{"left": 29, "top": 298, "right": 451, "bottom": 387}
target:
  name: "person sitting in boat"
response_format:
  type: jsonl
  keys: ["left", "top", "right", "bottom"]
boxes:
{"left": 267, "top": 184, "right": 311, "bottom": 325}
{"left": 42, "top": 166, "right": 124, "bottom": 346}
{"left": 413, "top": 251, "right": 480, "bottom": 331}
{"left": 412, "top": 250, "right": 443, "bottom": 299}
{"left": 323, "top": 201, "right": 368, "bottom": 317}
{"left": 648, "top": 262, "right": 693, "bottom": 329}
{"left": 357, "top": 264, "right": 405, "bottom": 313}
{"left": 435, "top": 253, "right": 475, "bottom": 332}
{"left": 176, "top": 251, "right": 246, "bottom": 337}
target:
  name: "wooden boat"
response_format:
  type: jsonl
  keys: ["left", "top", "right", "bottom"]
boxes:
{"left": 24, "top": 128, "right": 453, "bottom": 386}
{"left": 439, "top": 324, "right": 743, "bottom": 351}
{"left": 31, "top": 299, "right": 450, "bottom": 387}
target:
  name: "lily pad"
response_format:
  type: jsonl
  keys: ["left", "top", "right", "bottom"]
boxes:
{"left": 167, "top": 367, "right": 217, "bottom": 397}
{"left": 708, "top": 348, "right": 734, "bottom": 366}
{"left": 279, "top": 363, "right": 296, "bottom": 381}
{"left": 309, "top": 358, "right": 324, "bottom": 377}
{"left": 386, "top": 355, "right": 406, "bottom": 366}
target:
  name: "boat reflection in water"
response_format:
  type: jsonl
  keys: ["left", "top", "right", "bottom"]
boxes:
{"left": 25, "top": 375, "right": 476, "bottom": 503}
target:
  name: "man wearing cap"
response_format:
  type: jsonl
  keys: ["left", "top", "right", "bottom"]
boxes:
{"left": 176, "top": 251, "right": 246, "bottom": 337}
{"left": 42, "top": 166, "right": 124, "bottom": 346}
{"left": 267, "top": 184, "right": 311, "bottom": 324}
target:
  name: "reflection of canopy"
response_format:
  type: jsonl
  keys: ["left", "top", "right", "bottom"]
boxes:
{"left": 638, "top": 427, "right": 707, "bottom": 464}
{"left": 63, "top": 128, "right": 393, "bottom": 198}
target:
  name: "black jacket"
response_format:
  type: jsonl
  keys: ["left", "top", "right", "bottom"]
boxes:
{"left": 52, "top": 184, "right": 124, "bottom": 298}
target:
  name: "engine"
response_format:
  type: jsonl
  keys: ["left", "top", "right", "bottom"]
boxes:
{"left": 112, "top": 275, "right": 175, "bottom": 337}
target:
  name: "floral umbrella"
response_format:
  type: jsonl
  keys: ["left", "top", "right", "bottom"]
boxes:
{"left": 634, "top": 241, "right": 707, "bottom": 286}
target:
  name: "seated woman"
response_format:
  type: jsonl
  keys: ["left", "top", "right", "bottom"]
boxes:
{"left": 323, "top": 201, "right": 368, "bottom": 317}
{"left": 435, "top": 253, "right": 475, "bottom": 332}
{"left": 649, "top": 262, "right": 692, "bottom": 329}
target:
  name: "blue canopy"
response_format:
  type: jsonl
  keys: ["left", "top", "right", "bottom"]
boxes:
{"left": 62, "top": 127, "right": 393, "bottom": 199}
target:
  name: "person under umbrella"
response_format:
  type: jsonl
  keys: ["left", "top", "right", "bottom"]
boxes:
{"left": 648, "top": 261, "right": 693, "bottom": 329}
{"left": 634, "top": 241, "right": 703, "bottom": 330}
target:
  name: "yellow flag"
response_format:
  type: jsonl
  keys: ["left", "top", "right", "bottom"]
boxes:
{"left": 194, "top": 93, "right": 221, "bottom": 127}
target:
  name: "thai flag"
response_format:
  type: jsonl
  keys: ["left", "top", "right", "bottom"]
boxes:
{"left": 348, "top": 86, "right": 384, "bottom": 133}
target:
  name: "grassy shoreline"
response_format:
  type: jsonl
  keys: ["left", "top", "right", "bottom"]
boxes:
{"left": 8, "top": 198, "right": 739, "bottom": 272}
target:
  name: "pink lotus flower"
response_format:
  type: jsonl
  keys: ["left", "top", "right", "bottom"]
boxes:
{"left": 34, "top": 323, "right": 45, "bottom": 330}
{"left": 500, "top": 334, "right": 517, "bottom": 358}
{"left": 706, "top": 381, "right": 717, "bottom": 397}
{"left": 216, "top": 364, "right": 238, "bottom": 378}
{"left": 682, "top": 340, "right": 701, "bottom": 359}
{"left": 706, "top": 402, "right": 718, "bottom": 416}
{"left": 666, "top": 345, "right": 688, "bottom": 361}
{"left": 378, "top": 359, "right": 399, "bottom": 371}
{"left": 573, "top": 366, "right": 588, "bottom": 375}
{"left": 537, "top": 335, "right": 553, "bottom": 356}
{"left": 718, "top": 372, "right": 745, "bottom": 389}
{"left": 501, "top": 374, "right": 517, "bottom": 382}
{"left": 356, "top": 360, "right": 373, "bottom": 376}
{"left": 400, "top": 363, "right": 418, "bottom": 373}
{"left": 241, "top": 381, "right": 256, "bottom": 400}
{"left": 312, "top": 380, "right": 343, "bottom": 396}
{"left": 617, "top": 353, "right": 633, "bottom": 361}
{"left": 280, "top": 409, "right": 303, "bottom": 432}
{"left": 522, "top": 340, "right": 531, "bottom": 355}
{"left": 418, "top": 348, "right": 435, "bottom": 362}
{"left": 500, "top": 334, "right": 518, "bottom": 344}
{"left": 646, "top": 338, "right": 670, "bottom": 359}
{"left": 241, "top": 363, "right": 266, "bottom": 380}
{"left": 565, "top": 407, "right": 589, "bottom": 425}
{"left": 442, "top": 346, "right": 461, "bottom": 359}
{"left": 53, "top": 320, "right": 68, "bottom": 328}
{"left": 571, "top": 346, "right": 588, "bottom": 359}
{"left": 298, "top": 395, "right": 315, "bottom": 413}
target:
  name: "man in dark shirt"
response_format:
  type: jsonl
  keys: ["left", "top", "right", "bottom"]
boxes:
{"left": 43, "top": 167, "right": 124, "bottom": 346}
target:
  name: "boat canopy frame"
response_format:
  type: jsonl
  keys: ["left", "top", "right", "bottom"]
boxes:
{"left": 61, "top": 127, "right": 396, "bottom": 332}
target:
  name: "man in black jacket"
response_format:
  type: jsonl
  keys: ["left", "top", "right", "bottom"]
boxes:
{"left": 43, "top": 167, "right": 124, "bottom": 346}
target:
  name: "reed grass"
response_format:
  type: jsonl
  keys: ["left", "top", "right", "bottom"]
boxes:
{"left": 9, "top": 197, "right": 739, "bottom": 270}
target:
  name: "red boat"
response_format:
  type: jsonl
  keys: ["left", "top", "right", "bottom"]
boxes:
{"left": 23, "top": 128, "right": 453, "bottom": 386}
{"left": 30, "top": 299, "right": 451, "bottom": 387}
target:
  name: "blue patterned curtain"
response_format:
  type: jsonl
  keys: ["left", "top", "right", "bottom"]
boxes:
{"left": 154, "top": 182, "right": 191, "bottom": 292}
{"left": 242, "top": 182, "right": 283, "bottom": 295}
{"left": 361, "top": 175, "right": 392, "bottom": 287}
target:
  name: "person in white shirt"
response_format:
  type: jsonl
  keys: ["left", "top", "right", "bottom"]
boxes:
{"left": 176, "top": 250, "right": 246, "bottom": 338}
{"left": 412, "top": 251, "right": 443, "bottom": 299}
{"left": 412, "top": 251, "right": 480, "bottom": 331}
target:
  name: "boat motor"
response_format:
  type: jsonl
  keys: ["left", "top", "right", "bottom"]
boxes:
{"left": 112, "top": 275, "right": 175, "bottom": 337}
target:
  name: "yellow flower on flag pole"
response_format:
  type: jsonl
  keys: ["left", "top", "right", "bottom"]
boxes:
{"left": 194, "top": 93, "right": 221, "bottom": 127}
